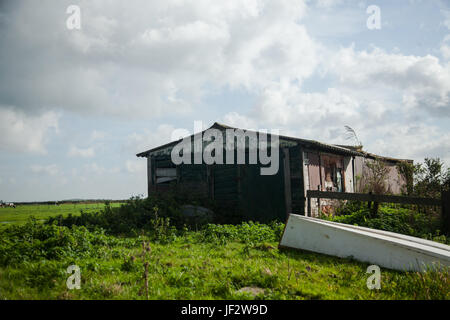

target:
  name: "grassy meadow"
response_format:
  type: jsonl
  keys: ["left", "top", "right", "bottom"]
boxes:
{"left": 0, "top": 199, "right": 448, "bottom": 300}
{"left": 0, "top": 202, "right": 123, "bottom": 225}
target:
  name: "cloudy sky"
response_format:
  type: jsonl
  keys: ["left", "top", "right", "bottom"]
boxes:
{"left": 1, "top": 0, "right": 449, "bottom": 202}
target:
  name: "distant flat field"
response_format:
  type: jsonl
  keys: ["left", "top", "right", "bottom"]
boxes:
{"left": 0, "top": 202, "right": 123, "bottom": 225}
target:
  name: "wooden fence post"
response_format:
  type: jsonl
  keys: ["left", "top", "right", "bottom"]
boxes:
{"left": 442, "top": 191, "right": 450, "bottom": 236}
{"left": 372, "top": 201, "right": 379, "bottom": 218}
{"left": 317, "top": 185, "right": 321, "bottom": 217}
{"left": 307, "top": 195, "right": 311, "bottom": 217}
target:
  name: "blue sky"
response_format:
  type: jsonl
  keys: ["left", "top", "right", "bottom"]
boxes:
{"left": 0, "top": 0, "right": 449, "bottom": 201}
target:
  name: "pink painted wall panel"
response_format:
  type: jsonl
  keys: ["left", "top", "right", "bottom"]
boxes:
{"left": 307, "top": 152, "right": 321, "bottom": 191}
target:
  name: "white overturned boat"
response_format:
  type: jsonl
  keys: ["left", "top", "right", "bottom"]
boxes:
{"left": 279, "top": 214, "right": 450, "bottom": 272}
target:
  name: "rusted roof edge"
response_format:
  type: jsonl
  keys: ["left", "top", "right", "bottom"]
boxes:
{"left": 136, "top": 122, "right": 369, "bottom": 158}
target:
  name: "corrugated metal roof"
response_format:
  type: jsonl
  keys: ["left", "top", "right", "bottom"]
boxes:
{"left": 136, "top": 122, "right": 371, "bottom": 158}
{"left": 334, "top": 145, "right": 414, "bottom": 163}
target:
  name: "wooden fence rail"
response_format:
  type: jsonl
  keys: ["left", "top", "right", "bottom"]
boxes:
{"left": 306, "top": 190, "right": 448, "bottom": 235}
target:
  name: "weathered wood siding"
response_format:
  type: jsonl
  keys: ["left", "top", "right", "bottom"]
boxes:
{"left": 289, "top": 146, "right": 305, "bottom": 216}
{"left": 344, "top": 157, "right": 354, "bottom": 193}
{"left": 238, "top": 150, "right": 286, "bottom": 222}
{"left": 307, "top": 152, "right": 321, "bottom": 191}
{"left": 213, "top": 163, "right": 239, "bottom": 206}
{"left": 354, "top": 156, "right": 406, "bottom": 195}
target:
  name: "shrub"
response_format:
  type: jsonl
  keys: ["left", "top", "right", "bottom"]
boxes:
{"left": 46, "top": 195, "right": 213, "bottom": 236}
{"left": 199, "top": 221, "right": 284, "bottom": 245}
{"left": 0, "top": 217, "right": 130, "bottom": 267}
{"left": 324, "top": 205, "right": 449, "bottom": 244}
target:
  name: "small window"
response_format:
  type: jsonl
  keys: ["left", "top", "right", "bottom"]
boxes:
{"left": 155, "top": 168, "right": 177, "bottom": 184}
{"left": 322, "top": 156, "right": 344, "bottom": 192}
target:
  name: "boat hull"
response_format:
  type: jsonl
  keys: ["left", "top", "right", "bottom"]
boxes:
{"left": 279, "top": 214, "right": 450, "bottom": 272}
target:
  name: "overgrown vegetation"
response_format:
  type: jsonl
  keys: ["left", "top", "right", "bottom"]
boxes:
{"left": 0, "top": 218, "right": 138, "bottom": 267}
{"left": 46, "top": 196, "right": 181, "bottom": 236}
{"left": 324, "top": 157, "right": 450, "bottom": 242}
{"left": 0, "top": 215, "right": 448, "bottom": 300}
{"left": 0, "top": 202, "right": 123, "bottom": 225}
{"left": 397, "top": 157, "right": 450, "bottom": 197}
{"left": 326, "top": 204, "right": 448, "bottom": 244}
{"left": 1, "top": 169, "right": 448, "bottom": 300}
{"left": 362, "top": 159, "right": 390, "bottom": 195}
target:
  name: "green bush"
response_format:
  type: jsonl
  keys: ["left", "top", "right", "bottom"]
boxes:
{"left": 199, "top": 221, "right": 284, "bottom": 245}
{"left": 0, "top": 217, "right": 133, "bottom": 267}
{"left": 324, "top": 204, "right": 448, "bottom": 244}
{"left": 46, "top": 195, "right": 211, "bottom": 236}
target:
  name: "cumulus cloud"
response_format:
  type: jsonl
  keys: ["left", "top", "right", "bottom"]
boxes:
{"left": 217, "top": 9, "right": 450, "bottom": 159}
{"left": 441, "top": 42, "right": 450, "bottom": 61}
{"left": 441, "top": 11, "right": 450, "bottom": 60}
{"left": 222, "top": 112, "right": 259, "bottom": 130}
{"left": 313, "top": 0, "right": 343, "bottom": 9}
{"left": 220, "top": 43, "right": 450, "bottom": 163}
{"left": 0, "top": 107, "right": 59, "bottom": 154}
{"left": 2, "top": 1, "right": 450, "bottom": 202}
{"left": 91, "top": 130, "right": 106, "bottom": 140}
{"left": 30, "top": 164, "right": 60, "bottom": 176}
{"left": 68, "top": 146, "right": 95, "bottom": 158}
{"left": 125, "top": 159, "right": 146, "bottom": 174}
{"left": 327, "top": 46, "right": 450, "bottom": 117}
{"left": 442, "top": 9, "right": 450, "bottom": 30}
{"left": 367, "top": 123, "right": 450, "bottom": 165}
{"left": 125, "top": 124, "right": 180, "bottom": 154}
{"left": 0, "top": 0, "right": 318, "bottom": 118}
{"left": 84, "top": 162, "right": 106, "bottom": 175}
{"left": 223, "top": 84, "right": 364, "bottom": 144}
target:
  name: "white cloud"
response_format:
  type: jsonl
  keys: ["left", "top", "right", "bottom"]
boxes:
{"left": 222, "top": 84, "right": 364, "bottom": 144}
{"left": 110, "top": 167, "right": 121, "bottom": 174}
{"left": 441, "top": 43, "right": 450, "bottom": 60}
{"left": 30, "top": 164, "right": 60, "bottom": 176}
{"left": 2, "top": 1, "right": 450, "bottom": 202}
{"left": 327, "top": 46, "right": 450, "bottom": 116}
{"left": 222, "top": 112, "right": 259, "bottom": 130}
{"left": 125, "top": 124, "right": 179, "bottom": 154}
{"left": 0, "top": 0, "right": 318, "bottom": 118}
{"left": 125, "top": 159, "right": 146, "bottom": 174}
{"left": 442, "top": 10, "right": 450, "bottom": 30}
{"left": 84, "top": 162, "right": 106, "bottom": 175}
{"left": 313, "top": 0, "right": 343, "bottom": 9}
{"left": 91, "top": 130, "right": 107, "bottom": 140}
{"left": 220, "top": 42, "right": 450, "bottom": 164}
{"left": 68, "top": 146, "right": 95, "bottom": 158}
{"left": 367, "top": 123, "right": 450, "bottom": 165}
{"left": 0, "top": 107, "right": 59, "bottom": 154}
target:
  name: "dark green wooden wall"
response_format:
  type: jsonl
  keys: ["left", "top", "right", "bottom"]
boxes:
{"left": 289, "top": 146, "right": 305, "bottom": 215}
{"left": 148, "top": 144, "right": 305, "bottom": 222}
{"left": 238, "top": 160, "right": 286, "bottom": 222}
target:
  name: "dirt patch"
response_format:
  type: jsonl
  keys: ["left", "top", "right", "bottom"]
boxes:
{"left": 237, "top": 286, "right": 265, "bottom": 296}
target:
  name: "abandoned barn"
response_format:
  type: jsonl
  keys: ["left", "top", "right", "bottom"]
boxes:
{"left": 136, "top": 122, "right": 412, "bottom": 221}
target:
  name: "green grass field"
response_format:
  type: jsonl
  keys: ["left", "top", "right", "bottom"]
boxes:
{"left": 0, "top": 203, "right": 448, "bottom": 300}
{"left": 0, "top": 230, "right": 447, "bottom": 300}
{"left": 0, "top": 203, "right": 123, "bottom": 225}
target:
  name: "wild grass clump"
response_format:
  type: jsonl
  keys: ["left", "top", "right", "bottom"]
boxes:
{"left": 45, "top": 195, "right": 212, "bottom": 236}
{"left": 325, "top": 203, "right": 449, "bottom": 244}
{"left": 0, "top": 217, "right": 137, "bottom": 267}
{"left": 199, "top": 221, "right": 285, "bottom": 245}
{"left": 0, "top": 216, "right": 448, "bottom": 300}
